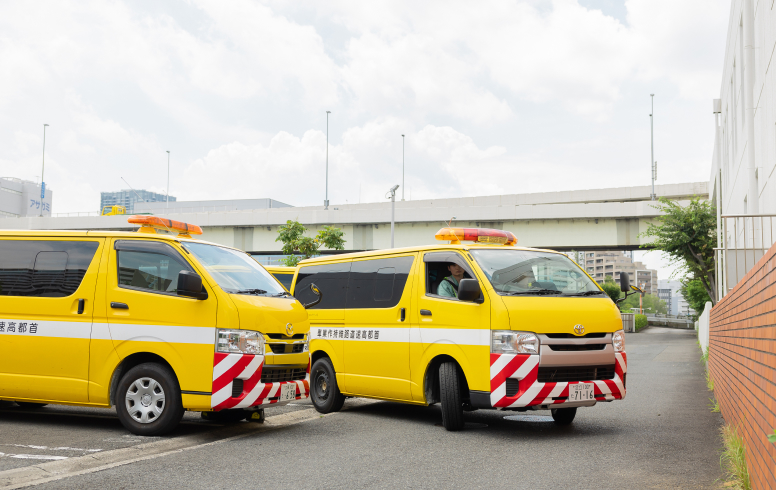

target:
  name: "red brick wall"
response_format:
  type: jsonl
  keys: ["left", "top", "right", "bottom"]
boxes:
{"left": 709, "top": 242, "right": 776, "bottom": 490}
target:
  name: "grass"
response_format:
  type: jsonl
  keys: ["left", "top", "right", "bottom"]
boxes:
{"left": 706, "top": 369, "right": 715, "bottom": 392}
{"left": 709, "top": 397, "right": 720, "bottom": 412}
{"left": 700, "top": 347, "right": 709, "bottom": 365}
{"left": 719, "top": 424, "right": 751, "bottom": 490}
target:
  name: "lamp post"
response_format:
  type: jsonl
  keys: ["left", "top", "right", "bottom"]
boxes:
{"left": 40, "top": 124, "right": 49, "bottom": 217}
{"left": 325, "top": 111, "right": 331, "bottom": 209}
{"left": 401, "top": 134, "right": 405, "bottom": 201}
{"left": 650, "top": 94, "right": 656, "bottom": 201}
{"left": 387, "top": 185, "right": 399, "bottom": 247}
{"left": 166, "top": 150, "right": 170, "bottom": 208}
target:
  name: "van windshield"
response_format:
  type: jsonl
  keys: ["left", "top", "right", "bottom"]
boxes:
{"left": 183, "top": 242, "right": 286, "bottom": 296}
{"left": 469, "top": 249, "right": 603, "bottom": 296}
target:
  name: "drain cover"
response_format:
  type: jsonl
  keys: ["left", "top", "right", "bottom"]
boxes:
{"left": 503, "top": 414, "right": 553, "bottom": 422}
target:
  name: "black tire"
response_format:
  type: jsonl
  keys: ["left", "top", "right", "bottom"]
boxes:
{"left": 310, "top": 357, "right": 345, "bottom": 414}
{"left": 551, "top": 407, "right": 577, "bottom": 425}
{"left": 439, "top": 361, "right": 465, "bottom": 431}
{"left": 116, "top": 363, "right": 184, "bottom": 436}
{"left": 200, "top": 409, "right": 248, "bottom": 424}
{"left": 246, "top": 408, "right": 265, "bottom": 423}
{"left": 15, "top": 402, "right": 48, "bottom": 408}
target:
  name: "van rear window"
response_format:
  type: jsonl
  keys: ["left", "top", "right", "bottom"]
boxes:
{"left": 0, "top": 240, "right": 100, "bottom": 297}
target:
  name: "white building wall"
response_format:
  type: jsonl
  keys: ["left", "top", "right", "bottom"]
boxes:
{"left": 711, "top": 0, "right": 776, "bottom": 216}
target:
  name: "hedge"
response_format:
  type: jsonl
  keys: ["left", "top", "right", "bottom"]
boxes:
{"left": 635, "top": 314, "right": 648, "bottom": 331}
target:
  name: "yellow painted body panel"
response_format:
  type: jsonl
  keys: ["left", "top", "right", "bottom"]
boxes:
{"left": 0, "top": 231, "right": 310, "bottom": 412}
{"left": 303, "top": 242, "right": 623, "bottom": 407}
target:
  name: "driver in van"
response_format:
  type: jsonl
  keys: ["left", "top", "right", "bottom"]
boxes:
{"left": 438, "top": 263, "right": 466, "bottom": 298}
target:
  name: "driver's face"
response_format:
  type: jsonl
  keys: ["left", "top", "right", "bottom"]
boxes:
{"left": 448, "top": 264, "right": 464, "bottom": 277}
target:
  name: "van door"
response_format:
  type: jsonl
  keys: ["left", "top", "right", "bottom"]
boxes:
{"left": 414, "top": 251, "right": 490, "bottom": 400}
{"left": 343, "top": 254, "right": 416, "bottom": 400}
{"left": 106, "top": 239, "right": 218, "bottom": 395}
{"left": 0, "top": 237, "right": 104, "bottom": 402}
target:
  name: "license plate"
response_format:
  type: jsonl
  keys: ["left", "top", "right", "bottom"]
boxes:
{"left": 280, "top": 383, "right": 297, "bottom": 401}
{"left": 568, "top": 383, "right": 595, "bottom": 402}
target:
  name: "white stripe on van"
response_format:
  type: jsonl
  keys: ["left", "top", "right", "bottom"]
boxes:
{"left": 310, "top": 327, "right": 490, "bottom": 347}
{"left": 108, "top": 324, "right": 216, "bottom": 345}
{"left": 0, "top": 319, "right": 92, "bottom": 339}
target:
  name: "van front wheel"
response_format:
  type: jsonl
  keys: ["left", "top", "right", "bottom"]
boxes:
{"left": 551, "top": 407, "right": 577, "bottom": 425}
{"left": 116, "top": 363, "right": 184, "bottom": 436}
{"left": 439, "top": 361, "right": 465, "bottom": 431}
{"left": 310, "top": 358, "right": 345, "bottom": 414}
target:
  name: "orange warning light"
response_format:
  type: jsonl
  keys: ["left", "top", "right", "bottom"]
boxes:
{"left": 435, "top": 227, "right": 517, "bottom": 246}
{"left": 128, "top": 216, "right": 203, "bottom": 238}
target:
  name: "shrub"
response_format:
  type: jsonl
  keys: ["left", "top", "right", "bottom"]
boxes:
{"left": 635, "top": 314, "right": 648, "bottom": 331}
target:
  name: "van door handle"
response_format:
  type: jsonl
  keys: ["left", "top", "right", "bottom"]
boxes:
{"left": 420, "top": 309, "right": 432, "bottom": 316}
{"left": 400, "top": 308, "right": 406, "bottom": 322}
{"left": 77, "top": 299, "right": 85, "bottom": 315}
{"left": 110, "top": 302, "right": 129, "bottom": 310}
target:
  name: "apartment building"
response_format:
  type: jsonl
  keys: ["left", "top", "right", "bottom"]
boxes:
{"left": 0, "top": 177, "right": 53, "bottom": 217}
{"left": 657, "top": 279, "right": 695, "bottom": 317}
{"left": 583, "top": 251, "right": 658, "bottom": 295}
{"left": 100, "top": 189, "right": 175, "bottom": 213}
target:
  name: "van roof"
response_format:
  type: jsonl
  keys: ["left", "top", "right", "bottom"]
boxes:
{"left": 297, "top": 243, "right": 561, "bottom": 266}
{"left": 0, "top": 229, "right": 238, "bottom": 251}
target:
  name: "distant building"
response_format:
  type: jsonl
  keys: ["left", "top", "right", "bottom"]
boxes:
{"left": 0, "top": 177, "right": 53, "bottom": 217}
{"left": 657, "top": 279, "right": 696, "bottom": 317}
{"left": 584, "top": 251, "right": 658, "bottom": 295}
{"left": 134, "top": 198, "right": 291, "bottom": 215}
{"left": 100, "top": 190, "right": 175, "bottom": 213}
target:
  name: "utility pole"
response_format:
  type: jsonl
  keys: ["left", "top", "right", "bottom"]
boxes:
{"left": 387, "top": 185, "right": 399, "bottom": 247}
{"left": 40, "top": 124, "right": 49, "bottom": 217}
{"left": 401, "top": 134, "right": 405, "bottom": 201}
{"left": 166, "top": 150, "right": 170, "bottom": 208}
{"left": 325, "top": 111, "right": 331, "bottom": 209}
{"left": 650, "top": 94, "right": 656, "bottom": 201}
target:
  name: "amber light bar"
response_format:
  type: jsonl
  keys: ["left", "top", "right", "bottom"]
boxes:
{"left": 435, "top": 227, "right": 517, "bottom": 245}
{"left": 128, "top": 216, "right": 203, "bottom": 237}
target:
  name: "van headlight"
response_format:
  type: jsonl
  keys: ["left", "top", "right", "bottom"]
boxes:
{"left": 216, "top": 329, "right": 264, "bottom": 355}
{"left": 491, "top": 330, "right": 539, "bottom": 355}
{"left": 612, "top": 330, "right": 625, "bottom": 353}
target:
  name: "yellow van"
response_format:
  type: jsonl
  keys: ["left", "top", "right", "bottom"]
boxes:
{"left": 0, "top": 216, "right": 311, "bottom": 435}
{"left": 291, "top": 227, "right": 627, "bottom": 431}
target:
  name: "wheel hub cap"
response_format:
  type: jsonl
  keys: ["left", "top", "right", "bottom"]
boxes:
{"left": 125, "top": 377, "right": 166, "bottom": 424}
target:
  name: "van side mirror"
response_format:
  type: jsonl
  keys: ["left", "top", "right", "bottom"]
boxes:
{"left": 619, "top": 272, "right": 630, "bottom": 293}
{"left": 302, "top": 283, "right": 322, "bottom": 309}
{"left": 458, "top": 279, "right": 482, "bottom": 302}
{"left": 177, "top": 271, "right": 207, "bottom": 300}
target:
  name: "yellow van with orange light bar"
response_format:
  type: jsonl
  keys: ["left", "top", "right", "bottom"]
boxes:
{"left": 0, "top": 216, "right": 311, "bottom": 435}
{"left": 291, "top": 227, "right": 632, "bottom": 431}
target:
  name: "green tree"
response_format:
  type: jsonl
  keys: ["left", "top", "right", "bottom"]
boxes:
{"left": 275, "top": 220, "right": 346, "bottom": 267}
{"left": 640, "top": 197, "right": 717, "bottom": 304}
{"left": 681, "top": 278, "right": 712, "bottom": 319}
{"left": 599, "top": 276, "right": 623, "bottom": 305}
{"left": 620, "top": 293, "right": 668, "bottom": 315}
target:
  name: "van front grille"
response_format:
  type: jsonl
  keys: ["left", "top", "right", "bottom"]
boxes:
{"left": 260, "top": 367, "right": 307, "bottom": 383}
{"left": 547, "top": 344, "right": 606, "bottom": 351}
{"left": 268, "top": 343, "right": 305, "bottom": 354}
{"left": 266, "top": 333, "right": 305, "bottom": 340}
{"left": 544, "top": 333, "right": 606, "bottom": 339}
{"left": 538, "top": 365, "right": 615, "bottom": 383}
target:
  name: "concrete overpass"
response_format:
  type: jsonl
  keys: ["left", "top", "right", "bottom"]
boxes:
{"left": 0, "top": 182, "right": 708, "bottom": 253}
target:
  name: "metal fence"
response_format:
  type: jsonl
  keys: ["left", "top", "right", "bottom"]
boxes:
{"left": 715, "top": 214, "right": 776, "bottom": 300}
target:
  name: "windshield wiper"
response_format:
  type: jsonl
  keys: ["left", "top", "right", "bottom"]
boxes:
{"left": 233, "top": 289, "right": 268, "bottom": 295}
{"left": 563, "top": 291, "right": 605, "bottom": 296}
{"left": 271, "top": 291, "right": 293, "bottom": 297}
{"left": 503, "top": 289, "right": 562, "bottom": 295}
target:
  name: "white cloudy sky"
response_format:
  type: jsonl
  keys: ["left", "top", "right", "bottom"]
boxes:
{"left": 0, "top": 0, "right": 729, "bottom": 276}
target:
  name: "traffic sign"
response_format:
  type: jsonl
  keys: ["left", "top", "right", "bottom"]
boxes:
{"left": 40, "top": 182, "right": 45, "bottom": 199}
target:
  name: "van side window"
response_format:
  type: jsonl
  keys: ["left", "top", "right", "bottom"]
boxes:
{"left": 114, "top": 241, "right": 192, "bottom": 295}
{"left": 423, "top": 252, "right": 475, "bottom": 299}
{"left": 348, "top": 256, "right": 414, "bottom": 309}
{"left": 0, "top": 240, "right": 99, "bottom": 297}
{"left": 295, "top": 262, "right": 351, "bottom": 309}
{"left": 272, "top": 273, "right": 294, "bottom": 291}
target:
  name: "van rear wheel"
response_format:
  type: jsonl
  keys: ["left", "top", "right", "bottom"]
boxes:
{"left": 439, "top": 361, "right": 465, "bottom": 431}
{"left": 551, "top": 407, "right": 577, "bottom": 425}
{"left": 116, "top": 363, "right": 184, "bottom": 436}
{"left": 310, "top": 358, "right": 345, "bottom": 414}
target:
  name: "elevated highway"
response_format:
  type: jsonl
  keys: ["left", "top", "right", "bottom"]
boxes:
{"left": 0, "top": 182, "right": 708, "bottom": 252}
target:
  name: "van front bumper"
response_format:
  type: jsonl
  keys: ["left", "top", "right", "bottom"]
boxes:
{"left": 470, "top": 352, "right": 627, "bottom": 409}
{"left": 210, "top": 353, "right": 309, "bottom": 411}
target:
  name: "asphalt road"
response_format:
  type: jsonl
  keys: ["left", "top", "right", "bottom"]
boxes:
{"left": 0, "top": 327, "right": 724, "bottom": 489}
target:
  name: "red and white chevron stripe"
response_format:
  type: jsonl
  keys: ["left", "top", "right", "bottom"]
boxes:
{"left": 489, "top": 351, "right": 627, "bottom": 408}
{"left": 210, "top": 352, "right": 310, "bottom": 410}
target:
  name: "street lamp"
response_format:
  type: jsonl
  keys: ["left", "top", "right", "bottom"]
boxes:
{"left": 650, "top": 94, "right": 656, "bottom": 201}
{"left": 386, "top": 185, "right": 399, "bottom": 247}
{"left": 166, "top": 150, "right": 170, "bottom": 208}
{"left": 325, "top": 111, "right": 331, "bottom": 209}
{"left": 401, "top": 134, "right": 405, "bottom": 201}
{"left": 40, "top": 124, "right": 49, "bottom": 217}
